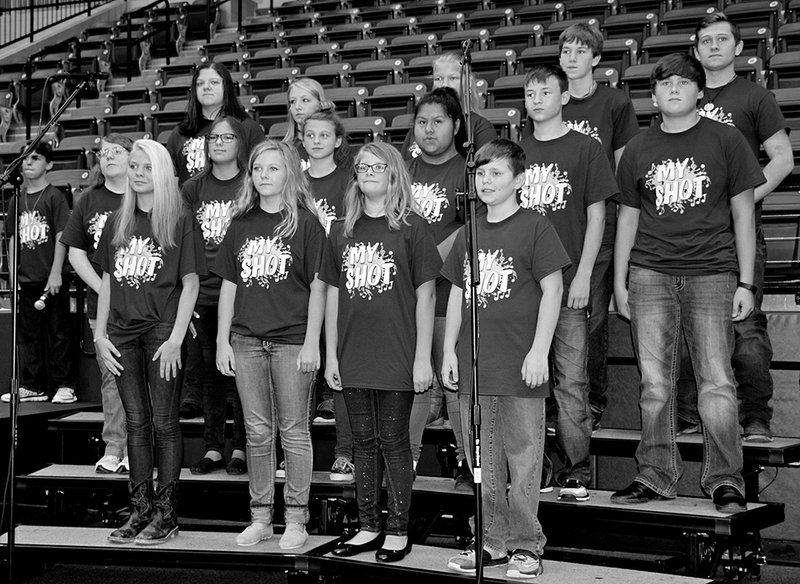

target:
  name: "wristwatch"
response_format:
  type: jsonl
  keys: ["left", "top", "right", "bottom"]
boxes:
{"left": 737, "top": 281, "right": 757, "bottom": 294}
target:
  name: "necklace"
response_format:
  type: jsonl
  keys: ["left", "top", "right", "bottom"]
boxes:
{"left": 23, "top": 186, "right": 46, "bottom": 215}
{"left": 704, "top": 72, "right": 738, "bottom": 101}
{"left": 572, "top": 80, "right": 598, "bottom": 100}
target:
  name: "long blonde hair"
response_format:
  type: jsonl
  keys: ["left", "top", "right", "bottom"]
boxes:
{"left": 233, "top": 139, "right": 318, "bottom": 238}
{"left": 434, "top": 52, "right": 484, "bottom": 112}
{"left": 343, "top": 142, "right": 415, "bottom": 238}
{"left": 111, "top": 139, "right": 182, "bottom": 250}
{"left": 282, "top": 78, "right": 335, "bottom": 144}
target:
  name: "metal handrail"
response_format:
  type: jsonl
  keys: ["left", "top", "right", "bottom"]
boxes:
{"left": 122, "top": 0, "right": 171, "bottom": 81}
{"left": 0, "top": 0, "right": 105, "bottom": 48}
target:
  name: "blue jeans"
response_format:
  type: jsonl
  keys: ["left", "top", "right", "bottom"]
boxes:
{"left": 628, "top": 267, "right": 744, "bottom": 497}
{"left": 114, "top": 323, "right": 182, "bottom": 486}
{"left": 193, "top": 306, "right": 246, "bottom": 453}
{"left": 343, "top": 388, "right": 414, "bottom": 536}
{"left": 588, "top": 241, "right": 613, "bottom": 420}
{"left": 231, "top": 334, "right": 314, "bottom": 525}
{"left": 89, "top": 319, "right": 127, "bottom": 459}
{"left": 460, "top": 395, "right": 547, "bottom": 555}
{"left": 677, "top": 228, "right": 774, "bottom": 425}
{"left": 551, "top": 306, "right": 592, "bottom": 485}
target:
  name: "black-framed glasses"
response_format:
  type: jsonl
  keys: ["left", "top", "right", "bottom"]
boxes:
{"left": 208, "top": 133, "right": 237, "bottom": 144}
{"left": 354, "top": 162, "right": 388, "bottom": 174}
{"left": 98, "top": 146, "right": 128, "bottom": 158}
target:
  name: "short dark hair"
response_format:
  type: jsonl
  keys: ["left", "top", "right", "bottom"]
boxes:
{"left": 28, "top": 141, "right": 53, "bottom": 162}
{"left": 694, "top": 12, "right": 741, "bottom": 45}
{"left": 558, "top": 23, "right": 604, "bottom": 57}
{"left": 523, "top": 64, "right": 569, "bottom": 94}
{"left": 475, "top": 139, "right": 525, "bottom": 177}
{"left": 650, "top": 53, "right": 706, "bottom": 92}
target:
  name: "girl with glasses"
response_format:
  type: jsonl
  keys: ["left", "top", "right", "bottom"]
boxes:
{"left": 215, "top": 140, "right": 326, "bottom": 550}
{"left": 321, "top": 142, "right": 441, "bottom": 563}
{"left": 181, "top": 116, "right": 248, "bottom": 478}
{"left": 94, "top": 139, "right": 205, "bottom": 545}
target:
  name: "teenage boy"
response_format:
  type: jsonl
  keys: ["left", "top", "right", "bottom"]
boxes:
{"left": 519, "top": 65, "right": 619, "bottom": 501}
{"left": 674, "top": 13, "right": 794, "bottom": 442}
{"left": 61, "top": 135, "right": 131, "bottom": 473}
{"left": 612, "top": 53, "right": 763, "bottom": 514}
{"left": 442, "top": 139, "right": 569, "bottom": 579}
{"left": 1, "top": 142, "right": 74, "bottom": 404}
{"left": 558, "top": 23, "right": 640, "bottom": 429}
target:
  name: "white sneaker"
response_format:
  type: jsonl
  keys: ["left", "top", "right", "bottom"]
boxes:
{"left": 279, "top": 523, "right": 308, "bottom": 550}
{"left": 330, "top": 457, "right": 355, "bottom": 482}
{"left": 95, "top": 454, "right": 121, "bottom": 474}
{"left": 1, "top": 387, "right": 48, "bottom": 403}
{"left": 276, "top": 461, "right": 286, "bottom": 478}
{"left": 117, "top": 456, "right": 130, "bottom": 474}
{"left": 236, "top": 522, "right": 273, "bottom": 547}
{"left": 52, "top": 387, "right": 77, "bottom": 404}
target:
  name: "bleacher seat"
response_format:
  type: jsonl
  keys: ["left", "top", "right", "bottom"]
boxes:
{"left": 439, "top": 29, "right": 490, "bottom": 53}
{"left": 48, "top": 169, "right": 92, "bottom": 195}
{"left": 240, "top": 31, "right": 286, "bottom": 53}
{"left": 318, "top": 8, "right": 359, "bottom": 28}
{"left": 387, "top": 33, "right": 438, "bottom": 60}
{"left": 103, "top": 103, "right": 159, "bottom": 135}
{"left": 210, "top": 51, "right": 245, "bottom": 72}
{"left": 659, "top": 6, "right": 718, "bottom": 34}
{"left": 247, "top": 68, "right": 300, "bottom": 99}
{"left": 595, "top": 67, "right": 620, "bottom": 87}
{"left": 417, "top": 13, "right": 466, "bottom": 35}
{"left": 491, "top": 24, "right": 545, "bottom": 55}
{"left": 52, "top": 135, "right": 101, "bottom": 170}
{"left": 325, "top": 22, "right": 373, "bottom": 44}
{"left": 153, "top": 75, "right": 193, "bottom": 108}
{"left": 773, "top": 86, "right": 800, "bottom": 131}
{"left": 290, "top": 43, "right": 340, "bottom": 69}
{"left": 242, "top": 48, "right": 293, "bottom": 76}
{"left": 515, "top": 3, "right": 566, "bottom": 25}
{"left": 738, "top": 26, "right": 773, "bottom": 62}
{"left": 278, "top": 12, "right": 319, "bottom": 31}
{"left": 777, "top": 22, "right": 800, "bottom": 53}
{"left": 357, "top": 4, "right": 402, "bottom": 22}
{"left": 488, "top": 74, "right": 526, "bottom": 110}
{"left": 274, "top": 0, "right": 311, "bottom": 18}
{"left": 267, "top": 121, "right": 288, "bottom": 139}
{"left": 338, "top": 39, "right": 387, "bottom": 68}
{"left": 404, "top": 55, "right": 437, "bottom": 85}
{"left": 641, "top": 33, "right": 694, "bottom": 63}
{"left": 385, "top": 113, "right": 414, "bottom": 149}
{"left": 253, "top": 92, "right": 288, "bottom": 130}
{"left": 326, "top": 86, "right": 369, "bottom": 118}
{"left": 632, "top": 96, "right": 659, "bottom": 128}
{"left": 372, "top": 17, "right": 418, "bottom": 39}
{"left": 621, "top": 62, "right": 656, "bottom": 97}
{"left": 482, "top": 107, "right": 522, "bottom": 141}
{"left": 566, "top": 0, "right": 618, "bottom": 23}
{"left": 517, "top": 45, "right": 561, "bottom": 73}
{"left": 157, "top": 53, "right": 204, "bottom": 84}
{"left": 349, "top": 60, "right": 403, "bottom": 93}
{"left": 57, "top": 105, "right": 111, "bottom": 139}
{"left": 342, "top": 115, "right": 386, "bottom": 143}
{"left": 724, "top": 0, "right": 782, "bottom": 35}
{"left": 769, "top": 51, "right": 800, "bottom": 88}
{"left": 602, "top": 11, "right": 658, "bottom": 46}
{"left": 600, "top": 38, "right": 639, "bottom": 74}
{"left": 543, "top": 18, "right": 602, "bottom": 45}
{"left": 151, "top": 99, "right": 189, "bottom": 136}
{"left": 304, "top": 63, "right": 352, "bottom": 89}
{"left": 241, "top": 16, "right": 281, "bottom": 36}
{"left": 364, "top": 82, "right": 427, "bottom": 123}
{"left": 471, "top": 49, "right": 518, "bottom": 85}
{"left": 283, "top": 27, "right": 327, "bottom": 50}
{"left": 465, "top": 8, "right": 515, "bottom": 32}
{"left": 402, "top": 0, "right": 446, "bottom": 18}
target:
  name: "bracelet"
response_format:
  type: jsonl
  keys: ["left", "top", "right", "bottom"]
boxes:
{"left": 737, "top": 281, "right": 757, "bottom": 294}
{"left": 93, "top": 334, "right": 109, "bottom": 343}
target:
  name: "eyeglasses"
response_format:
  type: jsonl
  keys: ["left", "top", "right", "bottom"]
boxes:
{"left": 98, "top": 146, "right": 128, "bottom": 158}
{"left": 208, "top": 133, "right": 237, "bottom": 143}
{"left": 354, "top": 162, "right": 388, "bottom": 174}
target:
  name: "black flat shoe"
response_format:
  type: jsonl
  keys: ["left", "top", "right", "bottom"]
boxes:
{"left": 226, "top": 457, "right": 247, "bottom": 475}
{"left": 331, "top": 532, "right": 385, "bottom": 557}
{"left": 610, "top": 481, "right": 670, "bottom": 505}
{"left": 376, "top": 539, "right": 413, "bottom": 563}
{"left": 713, "top": 485, "right": 747, "bottom": 514}
{"left": 190, "top": 456, "right": 226, "bottom": 475}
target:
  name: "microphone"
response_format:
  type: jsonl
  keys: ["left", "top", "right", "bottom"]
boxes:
{"left": 34, "top": 292, "right": 48, "bottom": 311}
{"left": 49, "top": 72, "right": 110, "bottom": 82}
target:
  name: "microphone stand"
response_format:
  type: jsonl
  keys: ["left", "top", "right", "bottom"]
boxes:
{"left": 0, "top": 76, "right": 92, "bottom": 584}
{"left": 458, "top": 39, "right": 485, "bottom": 584}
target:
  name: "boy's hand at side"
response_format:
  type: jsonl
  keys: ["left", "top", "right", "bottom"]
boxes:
{"left": 325, "top": 357, "right": 343, "bottom": 391}
{"left": 45, "top": 272, "right": 62, "bottom": 295}
{"left": 413, "top": 357, "right": 433, "bottom": 393}
{"left": 614, "top": 285, "right": 630, "bottom": 321}
{"left": 732, "top": 288, "right": 754, "bottom": 322}
{"left": 441, "top": 351, "right": 459, "bottom": 391}
{"left": 521, "top": 348, "right": 548, "bottom": 388}
{"left": 567, "top": 272, "right": 590, "bottom": 309}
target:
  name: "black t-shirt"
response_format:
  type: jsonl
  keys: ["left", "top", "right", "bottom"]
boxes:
{"left": 407, "top": 153, "right": 466, "bottom": 317}
{"left": 306, "top": 164, "right": 352, "bottom": 235}
{"left": 617, "top": 117, "right": 766, "bottom": 275}
{"left": 401, "top": 112, "right": 498, "bottom": 160}
{"left": 167, "top": 116, "right": 265, "bottom": 186}
{"left": 214, "top": 207, "right": 325, "bottom": 343}
{"left": 4, "top": 184, "right": 70, "bottom": 283}
{"left": 519, "top": 129, "right": 618, "bottom": 300}
{"left": 294, "top": 138, "right": 354, "bottom": 175}
{"left": 182, "top": 171, "right": 242, "bottom": 305}
{"left": 697, "top": 76, "right": 789, "bottom": 227}
{"left": 94, "top": 208, "right": 206, "bottom": 344}
{"left": 60, "top": 185, "right": 124, "bottom": 317}
{"left": 442, "top": 208, "right": 570, "bottom": 398}
{"left": 319, "top": 213, "right": 442, "bottom": 391}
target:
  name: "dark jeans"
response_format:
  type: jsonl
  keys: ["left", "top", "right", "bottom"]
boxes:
{"left": 587, "top": 241, "right": 613, "bottom": 420}
{"left": 181, "top": 318, "right": 204, "bottom": 410}
{"left": 18, "top": 279, "right": 74, "bottom": 393}
{"left": 343, "top": 388, "right": 414, "bottom": 535}
{"left": 677, "top": 228, "right": 774, "bottom": 425}
{"left": 193, "top": 306, "right": 246, "bottom": 453}
{"left": 332, "top": 390, "right": 354, "bottom": 459}
{"left": 115, "top": 323, "right": 183, "bottom": 486}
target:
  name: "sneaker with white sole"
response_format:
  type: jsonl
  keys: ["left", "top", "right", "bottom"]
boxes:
{"left": 558, "top": 479, "right": 590, "bottom": 502}
{"left": 276, "top": 461, "right": 286, "bottom": 478}
{"left": 52, "top": 387, "right": 77, "bottom": 404}
{"left": 118, "top": 456, "right": 130, "bottom": 474}
{"left": 506, "top": 549, "right": 544, "bottom": 579}
{"left": 236, "top": 522, "right": 273, "bottom": 547}
{"left": 279, "top": 523, "right": 308, "bottom": 550}
{"left": 1, "top": 387, "right": 48, "bottom": 403}
{"left": 330, "top": 457, "right": 354, "bottom": 481}
{"left": 447, "top": 542, "right": 508, "bottom": 573}
{"left": 95, "top": 454, "right": 121, "bottom": 474}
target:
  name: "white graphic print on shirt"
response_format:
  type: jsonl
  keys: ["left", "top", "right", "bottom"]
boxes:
{"left": 315, "top": 199, "right": 337, "bottom": 235}
{"left": 113, "top": 237, "right": 164, "bottom": 288}
{"left": 412, "top": 182, "right": 450, "bottom": 224}
{"left": 342, "top": 242, "right": 396, "bottom": 300}
{"left": 520, "top": 163, "right": 572, "bottom": 215}
{"left": 88, "top": 211, "right": 112, "bottom": 250}
{"left": 238, "top": 237, "right": 293, "bottom": 288}
{"left": 19, "top": 210, "right": 49, "bottom": 249}
{"left": 697, "top": 104, "right": 735, "bottom": 126}
{"left": 196, "top": 200, "right": 234, "bottom": 245}
{"left": 463, "top": 249, "right": 517, "bottom": 309}
{"left": 564, "top": 119, "right": 602, "bottom": 143}
{"left": 182, "top": 136, "right": 207, "bottom": 176}
{"left": 645, "top": 158, "right": 710, "bottom": 215}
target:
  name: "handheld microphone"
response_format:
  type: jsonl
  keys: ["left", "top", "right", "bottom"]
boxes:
{"left": 50, "top": 72, "right": 110, "bottom": 82}
{"left": 34, "top": 292, "right": 48, "bottom": 311}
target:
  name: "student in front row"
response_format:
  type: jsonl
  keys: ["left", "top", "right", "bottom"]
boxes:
{"left": 322, "top": 142, "right": 440, "bottom": 563}
{"left": 443, "top": 139, "right": 570, "bottom": 579}
{"left": 612, "top": 53, "right": 763, "bottom": 514}
{"left": 519, "top": 65, "right": 618, "bottom": 501}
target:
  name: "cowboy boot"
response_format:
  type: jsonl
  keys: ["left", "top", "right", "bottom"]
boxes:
{"left": 135, "top": 482, "right": 179, "bottom": 545}
{"left": 108, "top": 480, "right": 153, "bottom": 544}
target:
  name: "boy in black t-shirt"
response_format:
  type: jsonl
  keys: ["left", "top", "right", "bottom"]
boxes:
{"left": 443, "top": 139, "right": 569, "bottom": 579}
{"left": 519, "top": 65, "right": 618, "bottom": 502}
{"left": 612, "top": 54, "right": 763, "bottom": 514}
{"left": 1, "top": 142, "right": 75, "bottom": 404}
